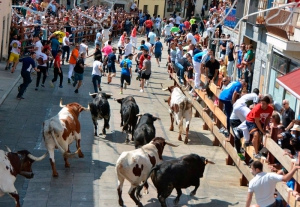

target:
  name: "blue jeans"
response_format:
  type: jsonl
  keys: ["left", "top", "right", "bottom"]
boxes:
{"left": 175, "top": 62, "right": 184, "bottom": 84}
{"left": 92, "top": 75, "right": 101, "bottom": 93}
{"left": 266, "top": 198, "right": 283, "bottom": 207}
{"left": 18, "top": 71, "right": 32, "bottom": 98}
{"left": 219, "top": 99, "right": 233, "bottom": 133}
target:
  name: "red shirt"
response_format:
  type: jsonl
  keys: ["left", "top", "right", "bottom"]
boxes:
{"left": 246, "top": 103, "right": 274, "bottom": 124}
{"left": 54, "top": 55, "right": 61, "bottom": 68}
{"left": 139, "top": 54, "right": 151, "bottom": 69}
{"left": 145, "top": 20, "right": 153, "bottom": 29}
{"left": 184, "top": 21, "right": 191, "bottom": 29}
{"left": 131, "top": 27, "right": 137, "bottom": 37}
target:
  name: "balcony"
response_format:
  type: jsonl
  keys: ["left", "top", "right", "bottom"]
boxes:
{"left": 266, "top": 7, "right": 300, "bottom": 51}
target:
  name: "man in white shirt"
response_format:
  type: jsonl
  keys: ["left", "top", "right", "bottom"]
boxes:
{"left": 148, "top": 29, "right": 157, "bottom": 46}
{"left": 155, "top": 15, "right": 162, "bottom": 36}
{"left": 145, "top": 38, "right": 152, "bottom": 53}
{"left": 91, "top": 54, "right": 103, "bottom": 93}
{"left": 5, "top": 34, "right": 21, "bottom": 73}
{"left": 123, "top": 37, "right": 133, "bottom": 57}
{"left": 175, "top": 13, "right": 182, "bottom": 26}
{"left": 35, "top": 48, "right": 49, "bottom": 90}
{"left": 185, "top": 30, "right": 197, "bottom": 45}
{"left": 246, "top": 161, "right": 300, "bottom": 207}
{"left": 79, "top": 39, "right": 89, "bottom": 56}
{"left": 95, "top": 29, "right": 102, "bottom": 48}
{"left": 130, "top": 1, "right": 137, "bottom": 11}
{"left": 62, "top": 32, "right": 70, "bottom": 65}
{"left": 34, "top": 35, "right": 43, "bottom": 56}
{"left": 102, "top": 27, "right": 110, "bottom": 48}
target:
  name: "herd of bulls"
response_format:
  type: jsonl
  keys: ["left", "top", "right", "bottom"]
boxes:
{"left": 0, "top": 85, "right": 214, "bottom": 207}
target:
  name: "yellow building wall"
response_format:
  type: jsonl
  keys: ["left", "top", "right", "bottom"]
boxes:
{"left": 0, "top": 0, "right": 12, "bottom": 60}
{"left": 138, "top": 0, "right": 165, "bottom": 18}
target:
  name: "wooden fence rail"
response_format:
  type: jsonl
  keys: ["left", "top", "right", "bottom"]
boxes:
{"left": 169, "top": 72, "right": 300, "bottom": 207}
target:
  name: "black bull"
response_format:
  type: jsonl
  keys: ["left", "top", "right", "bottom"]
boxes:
{"left": 89, "top": 92, "right": 112, "bottom": 136}
{"left": 136, "top": 154, "right": 214, "bottom": 207}
{"left": 134, "top": 113, "right": 160, "bottom": 149}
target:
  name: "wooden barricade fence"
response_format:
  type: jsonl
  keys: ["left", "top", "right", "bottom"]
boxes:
{"left": 169, "top": 72, "right": 300, "bottom": 207}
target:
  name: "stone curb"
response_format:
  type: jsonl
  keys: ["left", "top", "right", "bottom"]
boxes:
{"left": 0, "top": 74, "right": 21, "bottom": 106}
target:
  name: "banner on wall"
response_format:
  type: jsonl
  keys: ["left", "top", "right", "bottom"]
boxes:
{"left": 224, "top": 8, "right": 236, "bottom": 29}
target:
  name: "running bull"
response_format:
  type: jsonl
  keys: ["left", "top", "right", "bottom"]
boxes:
{"left": 0, "top": 146, "right": 47, "bottom": 207}
{"left": 115, "top": 96, "right": 139, "bottom": 142}
{"left": 162, "top": 84, "right": 193, "bottom": 144}
{"left": 136, "top": 153, "right": 214, "bottom": 207}
{"left": 43, "top": 99, "right": 89, "bottom": 177}
{"left": 134, "top": 113, "right": 161, "bottom": 149}
{"left": 116, "top": 137, "right": 178, "bottom": 207}
{"left": 89, "top": 92, "right": 113, "bottom": 136}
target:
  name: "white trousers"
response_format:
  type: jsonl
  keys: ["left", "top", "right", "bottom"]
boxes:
{"left": 231, "top": 103, "right": 250, "bottom": 122}
{"left": 131, "top": 36, "right": 137, "bottom": 49}
{"left": 227, "top": 60, "right": 234, "bottom": 79}
{"left": 193, "top": 60, "right": 201, "bottom": 88}
{"left": 68, "top": 64, "right": 75, "bottom": 79}
{"left": 237, "top": 121, "right": 250, "bottom": 142}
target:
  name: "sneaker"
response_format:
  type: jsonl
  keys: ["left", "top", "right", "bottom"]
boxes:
{"left": 59, "top": 85, "right": 63, "bottom": 88}
{"left": 223, "top": 132, "right": 229, "bottom": 138}
{"left": 68, "top": 78, "right": 71, "bottom": 84}
{"left": 158, "top": 64, "right": 160, "bottom": 67}
{"left": 237, "top": 153, "right": 246, "bottom": 161}
{"left": 145, "top": 81, "right": 148, "bottom": 87}
{"left": 98, "top": 87, "right": 102, "bottom": 91}
{"left": 41, "top": 84, "right": 45, "bottom": 87}
{"left": 123, "top": 82, "right": 127, "bottom": 90}
{"left": 248, "top": 72, "right": 252, "bottom": 77}
{"left": 219, "top": 127, "right": 226, "bottom": 133}
{"left": 120, "top": 91, "right": 123, "bottom": 94}
{"left": 74, "top": 89, "right": 78, "bottom": 93}
{"left": 233, "top": 127, "right": 243, "bottom": 139}
{"left": 17, "top": 96, "right": 24, "bottom": 100}
{"left": 195, "top": 86, "right": 202, "bottom": 90}
{"left": 5, "top": 66, "right": 8, "bottom": 70}
{"left": 254, "top": 153, "right": 261, "bottom": 159}
{"left": 71, "top": 76, "right": 75, "bottom": 81}
{"left": 140, "top": 89, "right": 144, "bottom": 92}
{"left": 189, "top": 89, "right": 194, "bottom": 94}
{"left": 35, "top": 87, "right": 38, "bottom": 91}
{"left": 73, "top": 82, "right": 76, "bottom": 87}
{"left": 49, "top": 81, "right": 54, "bottom": 88}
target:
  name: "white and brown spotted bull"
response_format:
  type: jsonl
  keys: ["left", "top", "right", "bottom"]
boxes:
{"left": 43, "top": 99, "right": 89, "bottom": 177}
{"left": 115, "top": 137, "right": 178, "bottom": 207}
{"left": 0, "top": 146, "right": 47, "bottom": 207}
{"left": 162, "top": 85, "right": 193, "bottom": 144}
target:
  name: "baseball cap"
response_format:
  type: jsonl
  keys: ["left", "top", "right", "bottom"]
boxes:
{"left": 66, "top": 32, "right": 70, "bottom": 36}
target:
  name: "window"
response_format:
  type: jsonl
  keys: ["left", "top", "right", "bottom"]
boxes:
{"left": 143, "top": 5, "right": 148, "bottom": 13}
{"left": 271, "top": 52, "right": 288, "bottom": 74}
{"left": 154, "top": 5, "right": 159, "bottom": 16}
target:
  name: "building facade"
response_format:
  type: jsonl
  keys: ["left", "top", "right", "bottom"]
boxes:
{"left": 223, "top": 0, "right": 300, "bottom": 116}
{"left": 0, "top": 0, "right": 12, "bottom": 61}
{"left": 138, "top": 0, "right": 165, "bottom": 18}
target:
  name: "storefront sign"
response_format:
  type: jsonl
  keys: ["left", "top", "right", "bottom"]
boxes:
{"left": 224, "top": 8, "right": 236, "bottom": 29}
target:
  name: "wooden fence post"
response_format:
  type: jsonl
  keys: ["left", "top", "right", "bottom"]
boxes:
{"left": 213, "top": 100, "right": 222, "bottom": 146}
{"left": 269, "top": 127, "right": 278, "bottom": 165}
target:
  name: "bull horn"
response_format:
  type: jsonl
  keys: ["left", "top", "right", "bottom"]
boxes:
{"left": 165, "top": 142, "right": 179, "bottom": 147}
{"left": 136, "top": 113, "right": 144, "bottom": 117}
{"left": 5, "top": 145, "right": 12, "bottom": 152}
{"left": 60, "top": 98, "right": 66, "bottom": 108}
{"left": 105, "top": 93, "right": 113, "bottom": 96}
{"left": 205, "top": 159, "right": 215, "bottom": 165}
{"left": 162, "top": 88, "right": 169, "bottom": 91}
{"left": 89, "top": 92, "right": 98, "bottom": 96}
{"left": 82, "top": 104, "right": 90, "bottom": 111}
{"left": 153, "top": 116, "right": 161, "bottom": 120}
{"left": 28, "top": 152, "right": 48, "bottom": 161}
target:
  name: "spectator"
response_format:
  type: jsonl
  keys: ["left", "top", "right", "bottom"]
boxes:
{"left": 205, "top": 54, "right": 220, "bottom": 85}
{"left": 175, "top": 42, "right": 185, "bottom": 85}
{"left": 192, "top": 49, "right": 208, "bottom": 90}
{"left": 227, "top": 41, "right": 235, "bottom": 79}
{"left": 219, "top": 79, "right": 246, "bottom": 137}
{"left": 282, "top": 100, "right": 295, "bottom": 129}
{"left": 5, "top": 34, "right": 21, "bottom": 73}
{"left": 246, "top": 160, "right": 300, "bottom": 207}
{"left": 234, "top": 43, "right": 246, "bottom": 79}
{"left": 266, "top": 94, "right": 284, "bottom": 114}
{"left": 244, "top": 96, "right": 274, "bottom": 158}
{"left": 62, "top": 32, "right": 70, "bottom": 65}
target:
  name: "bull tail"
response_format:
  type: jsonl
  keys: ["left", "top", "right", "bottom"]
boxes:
{"left": 136, "top": 166, "right": 159, "bottom": 200}
{"left": 49, "top": 121, "right": 78, "bottom": 159}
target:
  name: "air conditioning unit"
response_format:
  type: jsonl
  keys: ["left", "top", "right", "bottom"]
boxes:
{"left": 294, "top": 26, "right": 300, "bottom": 42}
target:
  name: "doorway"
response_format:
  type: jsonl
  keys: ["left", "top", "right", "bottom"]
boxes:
{"left": 0, "top": 17, "right": 5, "bottom": 61}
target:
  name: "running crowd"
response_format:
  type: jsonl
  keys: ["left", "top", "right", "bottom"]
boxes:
{"left": 6, "top": 1, "right": 300, "bottom": 207}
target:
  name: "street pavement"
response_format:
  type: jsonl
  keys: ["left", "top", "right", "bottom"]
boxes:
{"left": 0, "top": 37, "right": 248, "bottom": 207}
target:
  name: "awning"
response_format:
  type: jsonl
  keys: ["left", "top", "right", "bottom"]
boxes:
{"left": 276, "top": 68, "right": 300, "bottom": 100}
